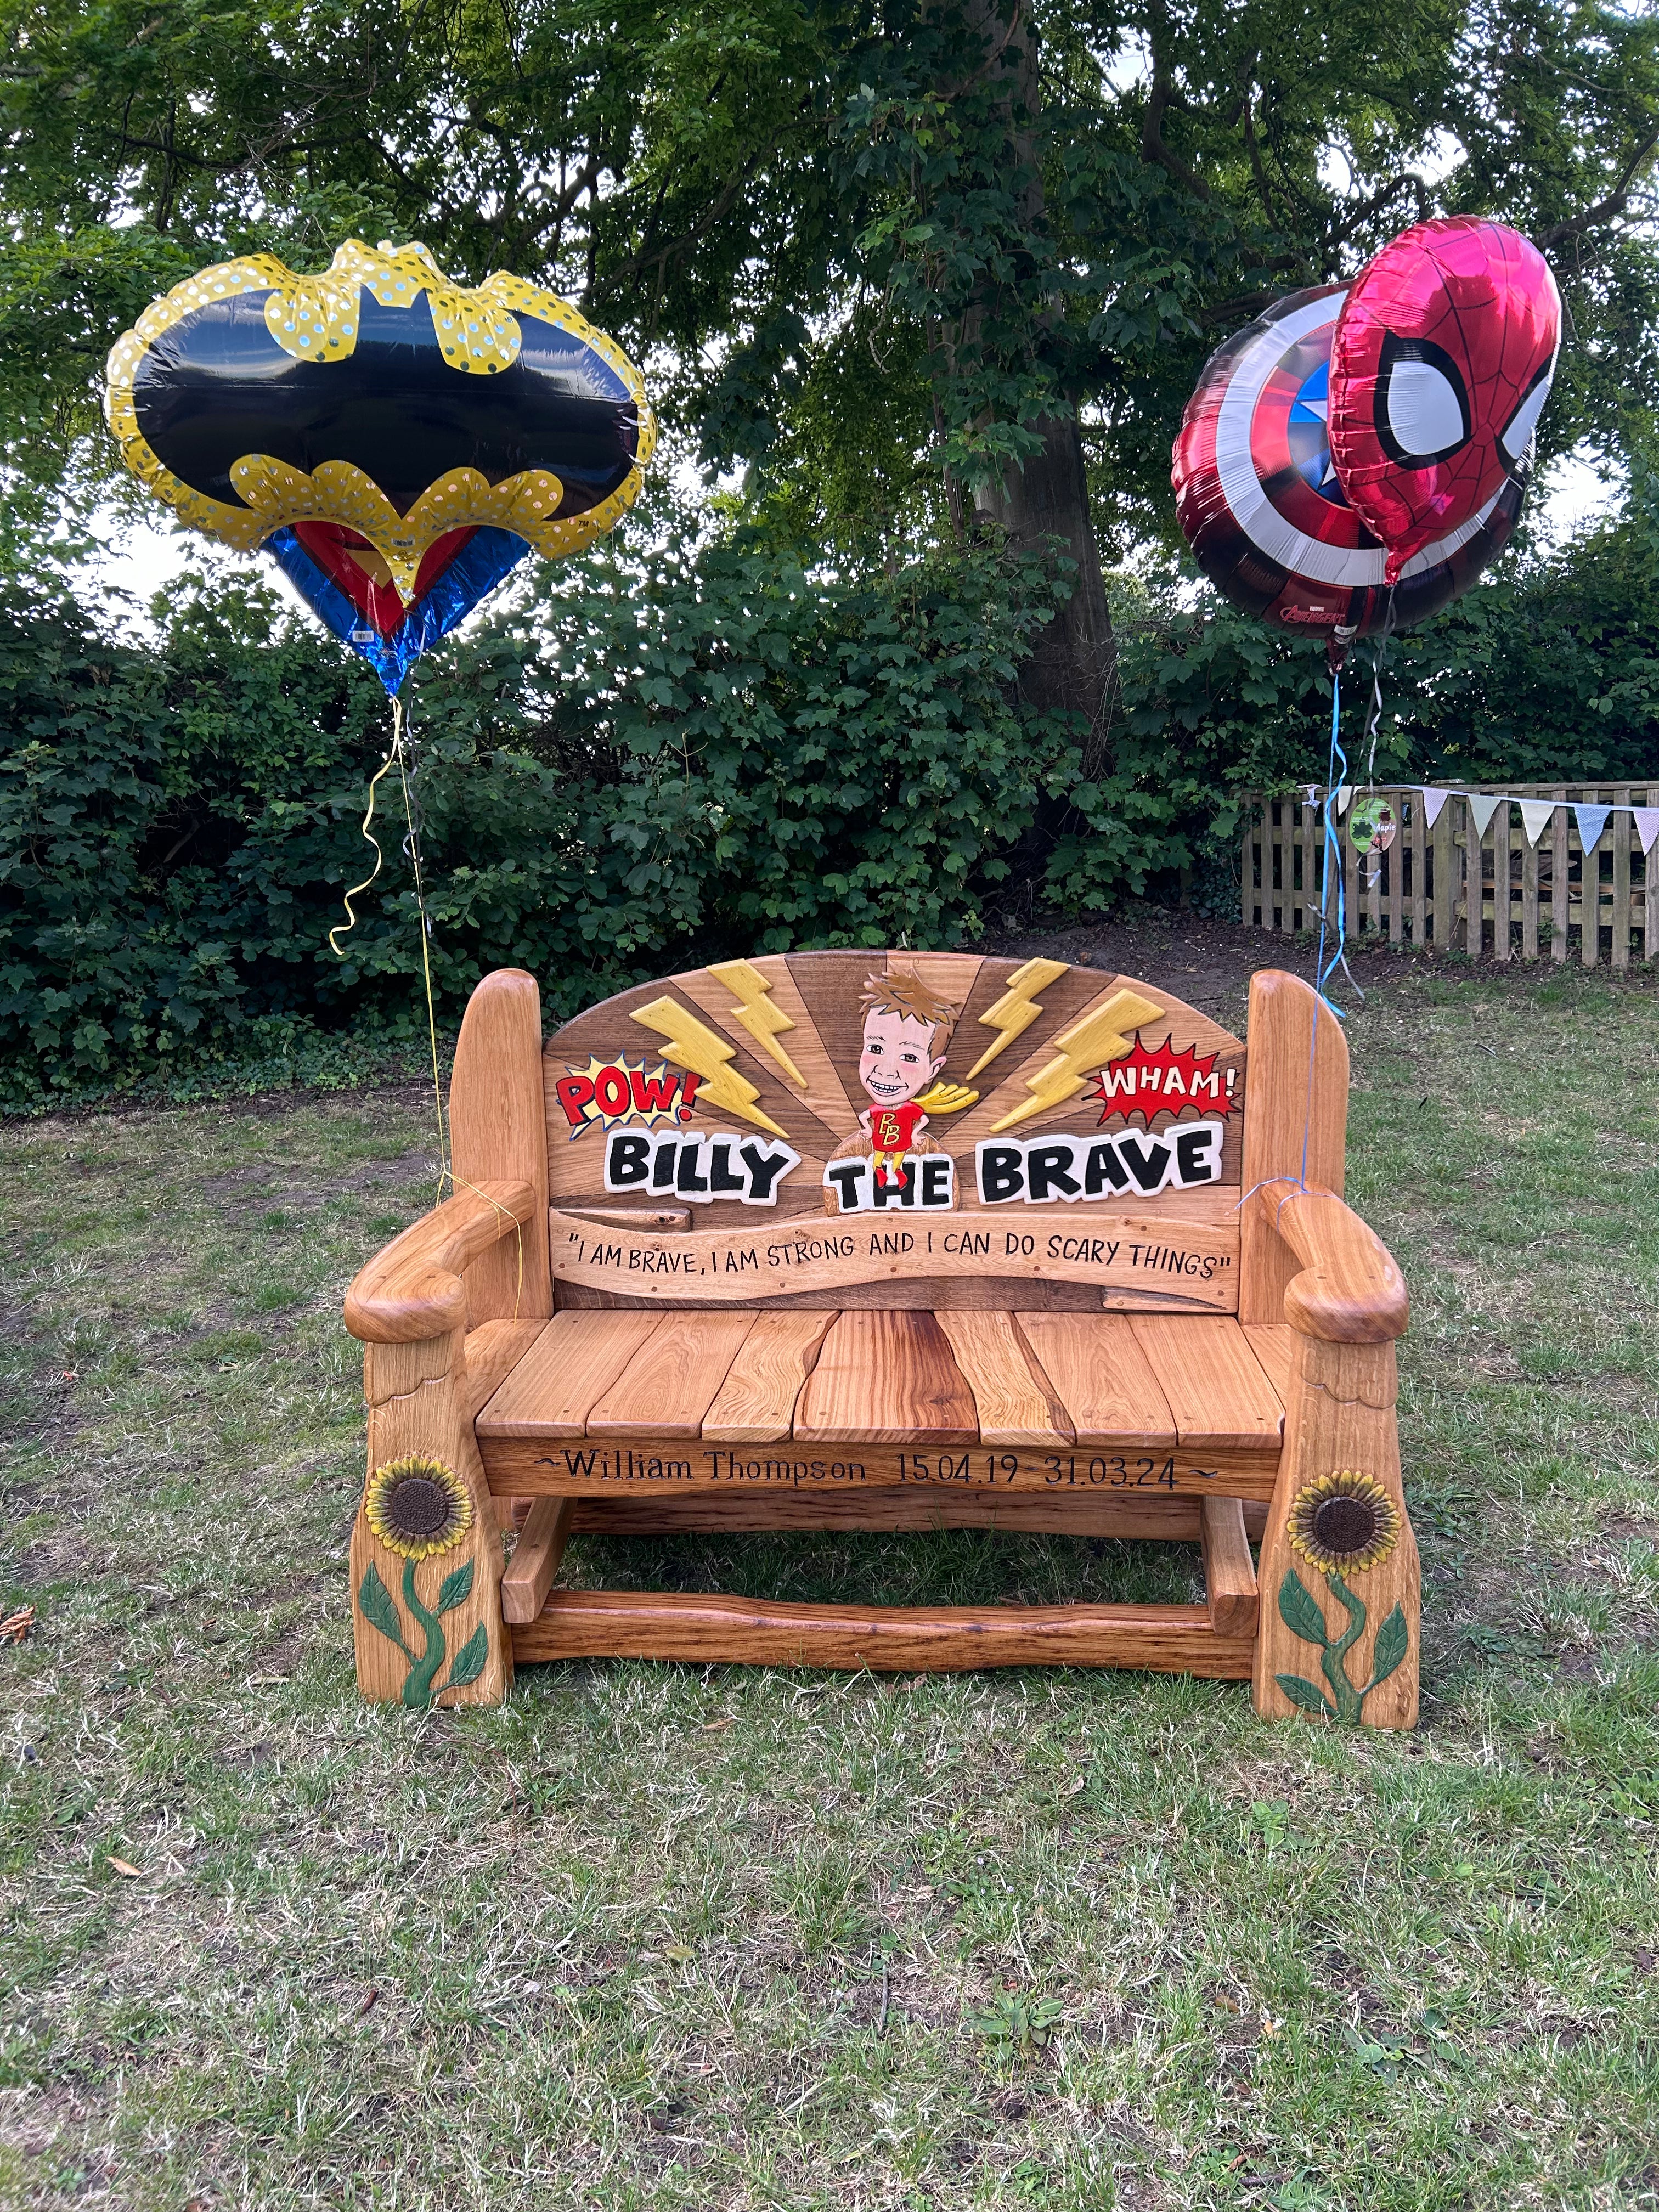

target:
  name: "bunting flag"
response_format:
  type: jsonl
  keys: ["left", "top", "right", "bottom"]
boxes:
{"left": 1341, "top": 787, "right": 1659, "bottom": 853}
{"left": 1573, "top": 804, "right": 1611, "bottom": 856}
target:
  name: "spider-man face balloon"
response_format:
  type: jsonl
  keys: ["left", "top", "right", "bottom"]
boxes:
{"left": 1327, "top": 217, "right": 1560, "bottom": 584}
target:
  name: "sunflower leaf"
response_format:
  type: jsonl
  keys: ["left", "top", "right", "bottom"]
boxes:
{"left": 1278, "top": 1569, "right": 1330, "bottom": 1649}
{"left": 1276, "top": 1673, "right": 1335, "bottom": 1717}
{"left": 436, "top": 1559, "right": 475, "bottom": 1615}
{"left": 357, "top": 1564, "right": 409, "bottom": 1655}
{"left": 444, "top": 1621, "right": 490, "bottom": 1690}
{"left": 1367, "top": 1604, "right": 1410, "bottom": 1691}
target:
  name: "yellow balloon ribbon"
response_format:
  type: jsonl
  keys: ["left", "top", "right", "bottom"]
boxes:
{"left": 328, "top": 697, "right": 405, "bottom": 960}
{"left": 331, "top": 695, "right": 527, "bottom": 1314}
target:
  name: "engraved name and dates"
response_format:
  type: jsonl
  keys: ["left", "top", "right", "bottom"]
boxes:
{"left": 897, "top": 1450, "right": 1199, "bottom": 1489}
{"left": 520, "top": 1443, "right": 1232, "bottom": 1494}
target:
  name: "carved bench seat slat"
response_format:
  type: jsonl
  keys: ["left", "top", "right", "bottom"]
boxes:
{"left": 585, "top": 1308, "right": 757, "bottom": 1438}
{"left": 1011, "top": 1313, "right": 1174, "bottom": 1448}
{"left": 794, "top": 1311, "right": 979, "bottom": 1445}
{"left": 934, "top": 1310, "right": 1074, "bottom": 1446}
{"left": 1239, "top": 1321, "right": 1296, "bottom": 1404}
{"left": 702, "top": 1311, "right": 836, "bottom": 1443}
{"left": 464, "top": 1319, "right": 549, "bottom": 1421}
{"left": 1126, "top": 1315, "right": 1285, "bottom": 1452}
{"left": 478, "top": 1309, "right": 660, "bottom": 1437}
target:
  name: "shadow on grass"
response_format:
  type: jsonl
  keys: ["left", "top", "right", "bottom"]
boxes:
{"left": 562, "top": 1528, "right": 1204, "bottom": 1609}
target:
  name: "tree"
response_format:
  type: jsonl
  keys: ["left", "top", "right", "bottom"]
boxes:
{"left": 4, "top": 0, "right": 1658, "bottom": 754}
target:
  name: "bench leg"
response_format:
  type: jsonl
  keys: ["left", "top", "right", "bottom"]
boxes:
{"left": 351, "top": 1330, "right": 512, "bottom": 1708}
{"left": 1252, "top": 1338, "right": 1419, "bottom": 1729}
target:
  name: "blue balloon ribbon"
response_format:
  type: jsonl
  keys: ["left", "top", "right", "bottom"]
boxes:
{"left": 264, "top": 524, "right": 529, "bottom": 695}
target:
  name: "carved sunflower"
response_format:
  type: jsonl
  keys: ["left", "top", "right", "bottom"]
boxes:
{"left": 365, "top": 1456, "right": 473, "bottom": 1560}
{"left": 1286, "top": 1470, "right": 1401, "bottom": 1576}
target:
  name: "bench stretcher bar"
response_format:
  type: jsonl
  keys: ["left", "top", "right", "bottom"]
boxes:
{"left": 510, "top": 1590, "right": 1257, "bottom": 1675}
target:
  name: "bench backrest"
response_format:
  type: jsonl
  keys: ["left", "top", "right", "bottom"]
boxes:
{"left": 443, "top": 951, "right": 1341, "bottom": 1319}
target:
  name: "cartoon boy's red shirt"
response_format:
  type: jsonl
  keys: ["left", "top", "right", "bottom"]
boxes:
{"left": 869, "top": 1101, "right": 927, "bottom": 1154}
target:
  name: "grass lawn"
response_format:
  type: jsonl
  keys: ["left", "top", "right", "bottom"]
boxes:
{"left": 2, "top": 958, "right": 1657, "bottom": 2211}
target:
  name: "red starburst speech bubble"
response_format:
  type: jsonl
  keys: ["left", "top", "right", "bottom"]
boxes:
{"left": 1089, "top": 1033, "right": 1240, "bottom": 1129}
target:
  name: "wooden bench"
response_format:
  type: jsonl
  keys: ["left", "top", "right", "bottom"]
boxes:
{"left": 342, "top": 953, "right": 1417, "bottom": 1726}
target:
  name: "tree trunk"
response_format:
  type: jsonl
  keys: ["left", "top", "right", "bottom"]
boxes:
{"left": 975, "top": 416, "right": 1116, "bottom": 779}
{"left": 955, "top": 1, "right": 1117, "bottom": 781}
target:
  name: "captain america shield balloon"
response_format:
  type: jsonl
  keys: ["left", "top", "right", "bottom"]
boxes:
{"left": 1171, "top": 284, "right": 1525, "bottom": 637}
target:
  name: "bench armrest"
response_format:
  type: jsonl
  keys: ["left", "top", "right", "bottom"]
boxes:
{"left": 1251, "top": 1184, "right": 1408, "bottom": 1344}
{"left": 343, "top": 1180, "right": 539, "bottom": 1345}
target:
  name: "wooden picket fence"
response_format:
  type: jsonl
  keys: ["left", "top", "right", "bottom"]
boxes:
{"left": 1242, "top": 783, "right": 1659, "bottom": 966}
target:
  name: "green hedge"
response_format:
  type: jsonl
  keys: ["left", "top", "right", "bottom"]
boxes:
{"left": 4, "top": 500, "right": 1656, "bottom": 1105}
{"left": 0, "top": 535, "right": 1089, "bottom": 1098}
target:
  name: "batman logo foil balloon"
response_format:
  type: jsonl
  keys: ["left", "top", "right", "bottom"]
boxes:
{"left": 105, "top": 240, "right": 656, "bottom": 692}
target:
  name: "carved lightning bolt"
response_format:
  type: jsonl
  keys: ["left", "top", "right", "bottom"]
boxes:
{"left": 987, "top": 988, "right": 1165, "bottom": 1133}
{"left": 704, "top": 958, "right": 807, "bottom": 1090}
{"left": 629, "top": 996, "right": 791, "bottom": 1137}
{"left": 965, "top": 957, "right": 1071, "bottom": 1081}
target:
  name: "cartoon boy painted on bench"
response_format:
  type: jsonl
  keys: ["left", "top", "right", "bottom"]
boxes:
{"left": 847, "top": 969, "right": 978, "bottom": 1189}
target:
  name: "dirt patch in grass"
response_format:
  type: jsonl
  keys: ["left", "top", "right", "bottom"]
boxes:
{"left": 985, "top": 907, "right": 1659, "bottom": 1027}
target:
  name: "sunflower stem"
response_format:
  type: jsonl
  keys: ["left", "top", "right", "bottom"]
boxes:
{"left": 1320, "top": 1573, "right": 1369, "bottom": 1724}
{"left": 399, "top": 1555, "right": 448, "bottom": 1709}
